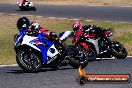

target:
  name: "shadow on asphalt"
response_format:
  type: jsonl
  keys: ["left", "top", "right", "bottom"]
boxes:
{"left": 16, "top": 9, "right": 37, "bottom": 11}
{"left": 6, "top": 67, "right": 75, "bottom": 74}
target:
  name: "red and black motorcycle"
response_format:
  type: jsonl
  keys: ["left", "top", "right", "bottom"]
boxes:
{"left": 17, "top": 1, "right": 36, "bottom": 11}
{"left": 73, "top": 25, "right": 128, "bottom": 60}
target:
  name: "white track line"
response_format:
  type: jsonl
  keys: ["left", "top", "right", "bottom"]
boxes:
{"left": 85, "top": 20, "right": 93, "bottom": 22}
{"left": 0, "top": 13, "right": 130, "bottom": 23}
{"left": 0, "top": 64, "right": 18, "bottom": 67}
{"left": 96, "top": 57, "right": 115, "bottom": 60}
{"left": 0, "top": 56, "right": 132, "bottom": 67}
{"left": 96, "top": 56, "right": 132, "bottom": 60}
{"left": 57, "top": 17, "right": 68, "bottom": 19}
{"left": 127, "top": 56, "right": 132, "bottom": 57}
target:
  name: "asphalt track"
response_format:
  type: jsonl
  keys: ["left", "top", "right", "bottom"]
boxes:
{"left": 0, "top": 3, "right": 132, "bottom": 22}
{"left": 0, "top": 57, "right": 132, "bottom": 88}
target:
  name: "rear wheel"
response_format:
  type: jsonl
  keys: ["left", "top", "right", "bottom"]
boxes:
{"left": 16, "top": 50, "right": 42, "bottom": 72}
{"left": 32, "top": 7, "right": 36, "bottom": 11}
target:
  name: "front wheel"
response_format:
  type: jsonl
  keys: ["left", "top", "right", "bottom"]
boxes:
{"left": 16, "top": 50, "right": 42, "bottom": 72}
{"left": 111, "top": 42, "right": 128, "bottom": 59}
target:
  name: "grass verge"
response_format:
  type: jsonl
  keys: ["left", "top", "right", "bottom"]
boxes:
{"left": 0, "top": 14, "right": 132, "bottom": 65}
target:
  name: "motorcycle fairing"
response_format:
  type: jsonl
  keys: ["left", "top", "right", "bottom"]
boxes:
{"left": 46, "top": 44, "right": 60, "bottom": 64}
{"left": 18, "top": 1, "right": 33, "bottom": 7}
{"left": 30, "top": 34, "right": 59, "bottom": 64}
{"left": 86, "top": 38, "right": 100, "bottom": 54}
{"left": 22, "top": 35, "right": 40, "bottom": 51}
{"left": 15, "top": 29, "right": 28, "bottom": 47}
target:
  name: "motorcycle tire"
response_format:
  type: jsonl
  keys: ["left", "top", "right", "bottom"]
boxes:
{"left": 68, "top": 46, "right": 89, "bottom": 69}
{"left": 16, "top": 50, "right": 42, "bottom": 72}
{"left": 111, "top": 42, "right": 128, "bottom": 59}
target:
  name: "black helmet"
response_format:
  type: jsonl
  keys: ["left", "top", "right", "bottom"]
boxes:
{"left": 17, "top": 17, "right": 30, "bottom": 31}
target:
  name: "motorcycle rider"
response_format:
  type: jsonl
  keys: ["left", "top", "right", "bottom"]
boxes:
{"left": 72, "top": 20, "right": 109, "bottom": 44}
{"left": 21, "top": 0, "right": 33, "bottom": 7}
{"left": 27, "top": 21, "right": 68, "bottom": 50}
{"left": 17, "top": 17, "right": 72, "bottom": 50}
{"left": 17, "top": 17, "right": 30, "bottom": 31}
{"left": 27, "top": 21, "right": 56, "bottom": 38}
{"left": 72, "top": 21, "right": 83, "bottom": 44}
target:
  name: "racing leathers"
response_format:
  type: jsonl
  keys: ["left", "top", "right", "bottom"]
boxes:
{"left": 21, "top": 0, "right": 33, "bottom": 7}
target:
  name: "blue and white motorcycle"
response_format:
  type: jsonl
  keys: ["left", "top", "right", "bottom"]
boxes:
{"left": 14, "top": 29, "right": 89, "bottom": 72}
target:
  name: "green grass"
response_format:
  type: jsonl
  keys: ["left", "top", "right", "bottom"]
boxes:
{"left": 0, "top": 14, "right": 132, "bottom": 65}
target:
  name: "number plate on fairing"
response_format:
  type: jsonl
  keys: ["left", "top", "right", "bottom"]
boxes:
{"left": 47, "top": 44, "right": 60, "bottom": 64}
